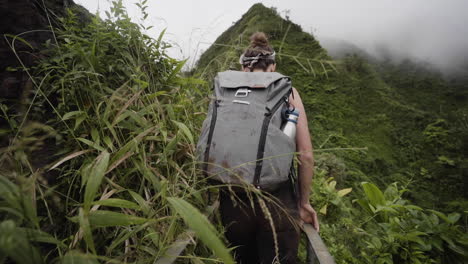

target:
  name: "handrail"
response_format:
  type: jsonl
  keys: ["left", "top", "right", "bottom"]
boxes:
{"left": 302, "top": 223, "right": 336, "bottom": 264}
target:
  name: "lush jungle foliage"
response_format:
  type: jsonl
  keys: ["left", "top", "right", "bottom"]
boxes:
{"left": 1, "top": 1, "right": 233, "bottom": 263}
{"left": 0, "top": 1, "right": 467, "bottom": 263}
{"left": 195, "top": 3, "right": 468, "bottom": 263}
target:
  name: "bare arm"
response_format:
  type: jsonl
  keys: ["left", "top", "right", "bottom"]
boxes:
{"left": 289, "top": 87, "right": 319, "bottom": 231}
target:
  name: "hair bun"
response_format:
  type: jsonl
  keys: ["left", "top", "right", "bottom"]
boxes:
{"left": 249, "top": 32, "right": 269, "bottom": 48}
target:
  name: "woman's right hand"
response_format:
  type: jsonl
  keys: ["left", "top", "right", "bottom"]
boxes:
{"left": 299, "top": 202, "right": 319, "bottom": 232}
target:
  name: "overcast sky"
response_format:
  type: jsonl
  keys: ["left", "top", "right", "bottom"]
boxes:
{"left": 76, "top": 0, "right": 468, "bottom": 71}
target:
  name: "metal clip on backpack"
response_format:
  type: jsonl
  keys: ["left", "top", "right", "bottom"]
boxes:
{"left": 196, "top": 70, "right": 295, "bottom": 191}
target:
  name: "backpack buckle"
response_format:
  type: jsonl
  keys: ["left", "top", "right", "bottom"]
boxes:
{"left": 235, "top": 88, "right": 251, "bottom": 97}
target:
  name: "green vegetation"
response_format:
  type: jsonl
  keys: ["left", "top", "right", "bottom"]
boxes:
{"left": 0, "top": 1, "right": 467, "bottom": 263}
{"left": 309, "top": 159, "right": 467, "bottom": 263}
{"left": 0, "top": 1, "right": 227, "bottom": 263}
{"left": 196, "top": 4, "right": 468, "bottom": 211}
{"left": 195, "top": 3, "right": 468, "bottom": 263}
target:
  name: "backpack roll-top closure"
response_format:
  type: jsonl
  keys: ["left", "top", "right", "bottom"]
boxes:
{"left": 216, "top": 71, "right": 291, "bottom": 107}
{"left": 217, "top": 70, "right": 287, "bottom": 89}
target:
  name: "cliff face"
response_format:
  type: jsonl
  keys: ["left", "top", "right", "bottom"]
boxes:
{"left": 0, "top": 0, "right": 90, "bottom": 163}
{"left": 0, "top": 0, "right": 90, "bottom": 111}
{"left": 1, "top": 0, "right": 51, "bottom": 102}
{"left": 195, "top": 3, "right": 468, "bottom": 210}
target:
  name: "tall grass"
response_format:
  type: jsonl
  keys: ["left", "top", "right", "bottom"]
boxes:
{"left": 0, "top": 1, "right": 231, "bottom": 263}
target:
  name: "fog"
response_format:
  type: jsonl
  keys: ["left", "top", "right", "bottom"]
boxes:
{"left": 76, "top": 0, "right": 468, "bottom": 72}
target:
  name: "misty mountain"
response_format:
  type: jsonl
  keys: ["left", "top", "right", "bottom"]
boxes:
{"left": 318, "top": 37, "right": 370, "bottom": 60}
{"left": 195, "top": 3, "right": 468, "bottom": 211}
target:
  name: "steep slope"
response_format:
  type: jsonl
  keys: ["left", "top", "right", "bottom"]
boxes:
{"left": 195, "top": 3, "right": 468, "bottom": 210}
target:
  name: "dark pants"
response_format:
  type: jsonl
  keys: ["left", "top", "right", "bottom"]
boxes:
{"left": 220, "top": 183, "right": 300, "bottom": 264}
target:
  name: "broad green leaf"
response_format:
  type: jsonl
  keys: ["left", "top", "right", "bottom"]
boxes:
{"left": 356, "top": 199, "right": 372, "bottom": 214}
{"left": 167, "top": 197, "right": 234, "bottom": 264}
{"left": 91, "top": 198, "right": 140, "bottom": 210}
{"left": 428, "top": 210, "right": 451, "bottom": 223}
{"left": 447, "top": 213, "right": 461, "bottom": 224}
{"left": 88, "top": 210, "right": 148, "bottom": 227}
{"left": 172, "top": 120, "right": 194, "bottom": 144}
{"left": 319, "top": 204, "right": 327, "bottom": 215}
{"left": 84, "top": 151, "right": 110, "bottom": 211}
{"left": 362, "top": 182, "right": 386, "bottom": 207}
{"left": 337, "top": 188, "right": 352, "bottom": 197}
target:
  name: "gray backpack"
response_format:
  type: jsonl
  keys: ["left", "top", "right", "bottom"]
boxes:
{"left": 196, "top": 70, "right": 296, "bottom": 191}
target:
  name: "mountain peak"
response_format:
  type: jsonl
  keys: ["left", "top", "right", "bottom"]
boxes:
{"left": 196, "top": 3, "right": 325, "bottom": 76}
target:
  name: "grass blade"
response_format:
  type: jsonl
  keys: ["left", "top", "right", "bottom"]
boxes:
{"left": 84, "top": 151, "right": 110, "bottom": 211}
{"left": 88, "top": 210, "right": 148, "bottom": 227}
{"left": 172, "top": 120, "right": 194, "bottom": 145}
{"left": 91, "top": 198, "right": 140, "bottom": 210}
{"left": 49, "top": 149, "right": 93, "bottom": 170}
{"left": 167, "top": 197, "right": 234, "bottom": 264}
{"left": 78, "top": 208, "right": 95, "bottom": 254}
{"left": 154, "top": 231, "right": 195, "bottom": 264}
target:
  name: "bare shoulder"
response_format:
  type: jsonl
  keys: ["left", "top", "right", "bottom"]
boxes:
{"left": 289, "top": 87, "right": 304, "bottom": 108}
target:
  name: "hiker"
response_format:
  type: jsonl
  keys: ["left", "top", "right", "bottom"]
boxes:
{"left": 197, "top": 32, "right": 318, "bottom": 264}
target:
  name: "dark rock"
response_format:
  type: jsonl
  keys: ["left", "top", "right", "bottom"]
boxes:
{"left": 0, "top": 0, "right": 91, "bottom": 162}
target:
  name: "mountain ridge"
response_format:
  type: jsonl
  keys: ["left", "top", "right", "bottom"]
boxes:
{"left": 195, "top": 3, "right": 468, "bottom": 211}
